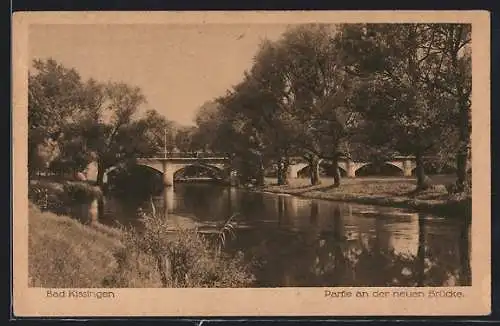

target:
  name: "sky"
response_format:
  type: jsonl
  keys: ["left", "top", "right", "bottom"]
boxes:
{"left": 29, "top": 24, "right": 290, "bottom": 126}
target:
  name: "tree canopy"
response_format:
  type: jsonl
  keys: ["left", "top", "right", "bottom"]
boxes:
{"left": 28, "top": 58, "right": 177, "bottom": 184}
{"left": 188, "top": 23, "right": 471, "bottom": 191}
{"left": 29, "top": 23, "right": 472, "bottom": 193}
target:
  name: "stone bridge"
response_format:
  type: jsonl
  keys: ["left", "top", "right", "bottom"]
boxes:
{"left": 105, "top": 154, "right": 419, "bottom": 187}
{"left": 287, "top": 156, "right": 418, "bottom": 179}
{"left": 135, "top": 155, "right": 231, "bottom": 187}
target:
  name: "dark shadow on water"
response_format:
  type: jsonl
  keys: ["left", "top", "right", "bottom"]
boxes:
{"left": 101, "top": 183, "right": 471, "bottom": 287}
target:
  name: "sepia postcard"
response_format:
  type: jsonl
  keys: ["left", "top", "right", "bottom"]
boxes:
{"left": 12, "top": 11, "right": 491, "bottom": 317}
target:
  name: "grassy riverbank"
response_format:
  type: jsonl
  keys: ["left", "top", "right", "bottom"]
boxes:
{"left": 28, "top": 201, "right": 255, "bottom": 288}
{"left": 28, "top": 203, "right": 124, "bottom": 287}
{"left": 261, "top": 176, "right": 471, "bottom": 218}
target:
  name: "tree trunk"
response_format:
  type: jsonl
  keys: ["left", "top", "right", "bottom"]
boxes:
{"left": 277, "top": 157, "right": 289, "bottom": 186}
{"left": 415, "top": 152, "right": 430, "bottom": 191}
{"left": 331, "top": 156, "right": 341, "bottom": 188}
{"left": 256, "top": 158, "right": 265, "bottom": 187}
{"left": 277, "top": 160, "right": 284, "bottom": 186}
{"left": 456, "top": 150, "right": 469, "bottom": 192}
{"left": 96, "top": 160, "right": 105, "bottom": 187}
{"left": 96, "top": 160, "right": 106, "bottom": 219}
{"left": 453, "top": 37, "right": 472, "bottom": 193}
{"left": 282, "top": 160, "right": 289, "bottom": 185}
{"left": 309, "top": 155, "right": 321, "bottom": 186}
{"left": 455, "top": 100, "right": 471, "bottom": 192}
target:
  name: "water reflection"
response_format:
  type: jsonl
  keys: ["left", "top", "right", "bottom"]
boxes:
{"left": 164, "top": 187, "right": 176, "bottom": 214}
{"left": 101, "top": 183, "right": 471, "bottom": 287}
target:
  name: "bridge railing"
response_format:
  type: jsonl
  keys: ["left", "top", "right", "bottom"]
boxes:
{"left": 287, "top": 155, "right": 422, "bottom": 165}
{"left": 152, "top": 151, "right": 231, "bottom": 159}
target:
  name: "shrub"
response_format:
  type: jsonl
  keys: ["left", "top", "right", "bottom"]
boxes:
{"left": 108, "top": 214, "right": 256, "bottom": 288}
{"left": 29, "top": 180, "right": 65, "bottom": 212}
{"left": 62, "top": 182, "right": 102, "bottom": 204}
{"left": 29, "top": 180, "right": 102, "bottom": 213}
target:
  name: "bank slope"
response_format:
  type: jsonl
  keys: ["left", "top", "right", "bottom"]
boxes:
{"left": 261, "top": 178, "right": 471, "bottom": 218}
{"left": 28, "top": 203, "right": 124, "bottom": 288}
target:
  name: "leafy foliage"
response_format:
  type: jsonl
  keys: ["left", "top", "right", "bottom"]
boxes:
{"left": 28, "top": 59, "right": 178, "bottom": 184}
{"left": 113, "top": 213, "right": 255, "bottom": 288}
{"left": 192, "top": 25, "right": 359, "bottom": 186}
{"left": 336, "top": 23, "right": 471, "bottom": 190}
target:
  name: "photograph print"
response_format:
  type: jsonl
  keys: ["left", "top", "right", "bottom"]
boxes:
{"left": 25, "top": 17, "right": 476, "bottom": 292}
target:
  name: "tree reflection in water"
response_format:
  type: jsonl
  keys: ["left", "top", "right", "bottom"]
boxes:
{"left": 459, "top": 216, "right": 472, "bottom": 285}
{"left": 230, "top": 205, "right": 472, "bottom": 287}
{"left": 104, "top": 182, "right": 471, "bottom": 287}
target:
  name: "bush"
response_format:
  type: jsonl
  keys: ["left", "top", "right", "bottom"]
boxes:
{"left": 29, "top": 180, "right": 102, "bottom": 208}
{"left": 108, "top": 214, "right": 256, "bottom": 288}
{"left": 63, "top": 182, "right": 102, "bottom": 203}
{"left": 29, "top": 180, "right": 65, "bottom": 212}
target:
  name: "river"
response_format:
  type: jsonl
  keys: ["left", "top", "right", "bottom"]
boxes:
{"left": 100, "top": 182, "right": 471, "bottom": 287}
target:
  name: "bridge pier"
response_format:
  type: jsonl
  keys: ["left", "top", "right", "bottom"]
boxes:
{"left": 287, "top": 165, "right": 299, "bottom": 180}
{"left": 403, "top": 159, "right": 413, "bottom": 177}
{"left": 287, "top": 163, "right": 309, "bottom": 179}
{"left": 346, "top": 160, "right": 356, "bottom": 178}
{"left": 162, "top": 161, "right": 174, "bottom": 187}
{"left": 164, "top": 186, "right": 176, "bottom": 212}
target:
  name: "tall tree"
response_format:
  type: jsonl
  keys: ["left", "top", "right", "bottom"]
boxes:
{"left": 337, "top": 24, "right": 463, "bottom": 190}
{"left": 28, "top": 58, "right": 85, "bottom": 176}
{"left": 248, "top": 40, "right": 305, "bottom": 185}
{"left": 419, "top": 24, "right": 471, "bottom": 192}
{"left": 193, "top": 100, "right": 226, "bottom": 153}
{"left": 174, "top": 126, "right": 199, "bottom": 153}
{"left": 247, "top": 25, "right": 357, "bottom": 186}
{"left": 73, "top": 82, "right": 148, "bottom": 186}
{"left": 51, "top": 78, "right": 107, "bottom": 175}
{"left": 137, "top": 109, "right": 177, "bottom": 156}
{"left": 215, "top": 77, "right": 274, "bottom": 186}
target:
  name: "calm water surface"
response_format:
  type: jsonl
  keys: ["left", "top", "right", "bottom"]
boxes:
{"left": 100, "top": 183, "right": 471, "bottom": 287}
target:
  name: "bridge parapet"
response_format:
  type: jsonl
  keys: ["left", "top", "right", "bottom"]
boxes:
{"left": 286, "top": 155, "right": 419, "bottom": 178}
{"left": 138, "top": 157, "right": 229, "bottom": 164}
{"left": 155, "top": 151, "right": 230, "bottom": 159}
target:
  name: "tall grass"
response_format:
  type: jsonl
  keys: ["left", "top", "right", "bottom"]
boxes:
{"left": 28, "top": 203, "right": 123, "bottom": 288}
{"left": 29, "top": 197, "right": 255, "bottom": 288}
{"left": 215, "top": 213, "right": 239, "bottom": 255}
{"left": 109, "top": 207, "right": 255, "bottom": 288}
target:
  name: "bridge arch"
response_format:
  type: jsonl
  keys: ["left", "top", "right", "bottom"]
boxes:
{"left": 355, "top": 162, "right": 405, "bottom": 177}
{"left": 134, "top": 156, "right": 230, "bottom": 187}
{"left": 134, "top": 163, "right": 164, "bottom": 175}
{"left": 295, "top": 162, "right": 348, "bottom": 178}
{"left": 287, "top": 163, "right": 309, "bottom": 179}
{"left": 105, "top": 160, "right": 228, "bottom": 187}
{"left": 319, "top": 161, "right": 348, "bottom": 177}
{"left": 104, "top": 163, "right": 163, "bottom": 184}
{"left": 351, "top": 162, "right": 370, "bottom": 176}
{"left": 104, "top": 164, "right": 166, "bottom": 199}
{"left": 172, "top": 163, "right": 226, "bottom": 182}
